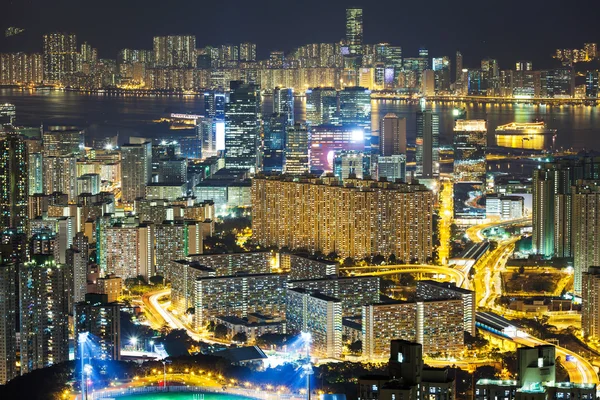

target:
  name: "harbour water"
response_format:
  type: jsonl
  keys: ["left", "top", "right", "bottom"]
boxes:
{"left": 2, "top": 89, "right": 600, "bottom": 151}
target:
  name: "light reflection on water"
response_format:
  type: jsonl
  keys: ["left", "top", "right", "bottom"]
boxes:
{"left": 1, "top": 89, "right": 599, "bottom": 151}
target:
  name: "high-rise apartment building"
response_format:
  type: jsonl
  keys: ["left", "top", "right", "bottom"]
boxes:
{"left": 102, "top": 223, "right": 154, "bottom": 280}
{"left": 572, "top": 183, "right": 600, "bottom": 294}
{"left": 239, "top": 42, "right": 257, "bottom": 62}
{"left": 43, "top": 156, "right": 77, "bottom": 201}
{"left": 43, "top": 33, "right": 78, "bottom": 83}
{"left": 531, "top": 161, "right": 583, "bottom": 259}
{"left": 225, "top": 81, "right": 261, "bottom": 172}
{"left": 20, "top": 256, "right": 69, "bottom": 374}
{"left": 153, "top": 35, "right": 196, "bottom": 67}
{"left": 42, "top": 126, "right": 84, "bottom": 157}
{"left": 416, "top": 110, "right": 440, "bottom": 179}
{"left": 362, "top": 299, "right": 464, "bottom": 359}
{"left": 284, "top": 123, "right": 309, "bottom": 175}
{"left": 0, "top": 261, "right": 17, "bottom": 384}
{"left": 155, "top": 220, "right": 202, "bottom": 274}
{"left": 0, "top": 53, "right": 44, "bottom": 85}
{"left": 0, "top": 128, "right": 28, "bottom": 232}
{"left": 376, "top": 154, "right": 406, "bottom": 182}
{"left": 286, "top": 288, "right": 342, "bottom": 358}
{"left": 252, "top": 175, "right": 434, "bottom": 260}
{"left": 345, "top": 8, "right": 364, "bottom": 56}
{"left": 416, "top": 280, "right": 475, "bottom": 335}
{"left": 288, "top": 275, "right": 380, "bottom": 317}
{"left": 582, "top": 266, "right": 600, "bottom": 339}
{"left": 380, "top": 113, "right": 407, "bottom": 156}
{"left": 121, "top": 142, "right": 152, "bottom": 203}
{"left": 74, "top": 293, "right": 121, "bottom": 361}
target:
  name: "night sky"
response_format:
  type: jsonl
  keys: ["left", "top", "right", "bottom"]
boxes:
{"left": 1, "top": 0, "right": 599, "bottom": 69}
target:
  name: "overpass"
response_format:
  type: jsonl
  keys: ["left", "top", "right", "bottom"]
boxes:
{"left": 341, "top": 264, "right": 467, "bottom": 288}
{"left": 465, "top": 217, "right": 531, "bottom": 243}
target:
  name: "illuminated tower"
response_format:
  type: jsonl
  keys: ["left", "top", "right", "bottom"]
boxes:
{"left": 262, "top": 113, "right": 287, "bottom": 173}
{"left": 0, "top": 128, "right": 28, "bottom": 232}
{"left": 239, "top": 42, "right": 257, "bottom": 62}
{"left": 273, "top": 87, "right": 294, "bottom": 125}
{"left": 380, "top": 113, "right": 407, "bottom": 156}
{"left": 573, "top": 184, "right": 600, "bottom": 295}
{"left": 346, "top": 8, "right": 363, "bottom": 56}
{"left": 121, "top": 142, "right": 152, "bottom": 203}
{"left": 224, "top": 81, "right": 261, "bottom": 172}
{"left": 43, "top": 33, "right": 78, "bottom": 84}
{"left": 153, "top": 35, "right": 196, "bottom": 67}
{"left": 416, "top": 110, "right": 440, "bottom": 179}
{"left": 284, "top": 123, "right": 309, "bottom": 175}
{"left": 0, "top": 261, "right": 17, "bottom": 384}
{"left": 20, "top": 255, "right": 69, "bottom": 374}
{"left": 582, "top": 267, "right": 600, "bottom": 339}
{"left": 74, "top": 293, "right": 121, "bottom": 361}
{"left": 305, "top": 87, "right": 338, "bottom": 126}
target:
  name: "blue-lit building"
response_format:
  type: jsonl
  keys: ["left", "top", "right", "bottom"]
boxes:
{"left": 224, "top": 81, "right": 261, "bottom": 172}
{"left": 586, "top": 71, "right": 598, "bottom": 98}
{"left": 204, "top": 90, "right": 226, "bottom": 120}
{"left": 262, "top": 113, "right": 287, "bottom": 173}
{"left": 333, "top": 150, "right": 370, "bottom": 180}
{"left": 338, "top": 86, "right": 371, "bottom": 135}
{"left": 273, "top": 87, "right": 294, "bottom": 126}
{"left": 305, "top": 87, "right": 338, "bottom": 126}
{"left": 416, "top": 110, "right": 440, "bottom": 179}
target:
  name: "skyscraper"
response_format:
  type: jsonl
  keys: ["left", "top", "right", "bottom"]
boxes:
{"left": 225, "top": 81, "right": 261, "bottom": 172}
{"left": 572, "top": 183, "right": 600, "bottom": 294}
{"left": 0, "top": 128, "right": 28, "bottom": 232}
{"left": 284, "top": 123, "right": 309, "bottom": 175}
{"left": 305, "top": 87, "right": 338, "bottom": 126}
{"left": 262, "top": 113, "right": 287, "bottom": 173}
{"left": 338, "top": 86, "right": 371, "bottom": 135}
{"left": 43, "top": 33, "right": 78, "bottom": 84}
{"left": 20, "top": 256, "right": 69, "bottom": 374}
{"left": 204, "top": 90, "right": 226, "bottom": 120}
{"left": 239, "top": 42, "right": 257, "bottom": 62}
{"left": 286, "top": 288, "right": 342, "bottom": 358}
{"left": 252, "top": 175, "right": 434, "bottom": 260}
{"left": 153, "top": 35, "right": 196, "bottom": 67}
{"left": 346, "top": 8, "right": 364, "bottom": 56}
{"left": 0, "top": 260, "right": 17, "bottom": 384}
{"left": 273, "top": 87, "right": 294, "bottom": 125}
{"left": 74, "top": 293, "right": 121, "bottom": 361}
{"left": 43, "top": 156, "right": 77, "bottom": 201}
{"left": 416, "top": 110, "right": 440, "bottom": 179}
{"left": 380, "top": 113, "right": 407, "bottom": 156}
{"left": 582, "top": 266, "right": 600, "bottom": 339}
{"left": 121, "top": 142, "right": 152, "bottom": 203}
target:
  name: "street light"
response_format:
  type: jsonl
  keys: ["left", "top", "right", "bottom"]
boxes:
{"left": 161, "top": 360, "right": 171, "bottom": 389}
{"left": 130, "top": 336, "right": 138, "bottom": 351}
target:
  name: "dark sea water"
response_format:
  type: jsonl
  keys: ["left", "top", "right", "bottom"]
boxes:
{"left": 2, "top": 89, "right": 600, "bottom": 151}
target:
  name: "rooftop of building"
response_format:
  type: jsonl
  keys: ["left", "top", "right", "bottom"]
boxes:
{"left": 288, "top": 287, "right": 341, "bottom": 302}
{"left": 417, "top": 280, "right": 474, "bottom": 295}
{"left": 212, "top": 346, "right": 268, "bottom": 363}
{"left": 215, "top": 315, "right": 283, "bottom": 327}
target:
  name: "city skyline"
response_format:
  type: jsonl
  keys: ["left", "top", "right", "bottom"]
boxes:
{"left": 1, "top": 1, "right": 599, "bottom": 68}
